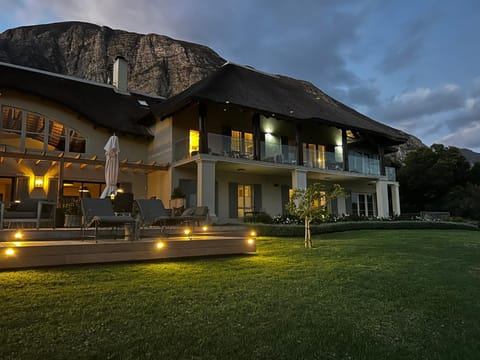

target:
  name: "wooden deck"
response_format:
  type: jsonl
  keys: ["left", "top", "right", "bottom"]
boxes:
{"left": 0, "top": 226, "right": 257, "bottom": 270}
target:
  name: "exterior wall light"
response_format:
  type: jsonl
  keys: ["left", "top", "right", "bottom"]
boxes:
{"left": 156, "top": 241, "right": 165, "bottom": 249}
{"left": 34, "top": 175, "right": 44, "bottom": 188}
{"left": 14, "top": 231, "right": 23, "bottom": 240}
{"left": 247, "top": 238, "right": 255, "bottom": 245}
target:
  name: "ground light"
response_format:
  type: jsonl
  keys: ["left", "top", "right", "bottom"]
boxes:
{"left": 4, "top": 248, "right": 16, "bottom": 256}
{"left": 183, "top": 228, "right": 192, "bottom": 240}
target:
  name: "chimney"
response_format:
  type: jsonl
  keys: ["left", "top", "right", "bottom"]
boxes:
{"left": 112, "top": 56, "right": 129, "bottom": 94}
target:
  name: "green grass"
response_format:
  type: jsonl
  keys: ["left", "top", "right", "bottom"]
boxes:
{"left": 1, "top": 230, "right": 480, "bottom": 359}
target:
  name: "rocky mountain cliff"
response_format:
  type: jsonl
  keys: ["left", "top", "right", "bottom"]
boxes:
{"left": 0, "top": 21, "right": 225, "bottom": 97}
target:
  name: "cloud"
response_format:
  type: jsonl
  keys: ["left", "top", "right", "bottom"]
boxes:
{"left": 436, "top": 122, "right": 480, "bottom": 151}
{"left": 472, "top": 76, "right": 480, "bottom": 97}
{"left": 375, "top": 84, "right": 465, "bottom": 122}
{"left": 378, "top": 13, "right": 434, "bottom": 74}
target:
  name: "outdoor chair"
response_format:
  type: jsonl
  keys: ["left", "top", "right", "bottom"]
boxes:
{"left": 113, "top": 192, "right": 134, "bottom": 215}
{"left": 134, "top": 199, "right": 172, "bottom": 230}
{"left": 81, "top": 198, "right": 138, "bottom": 240}
{"left": 0, "top": 198, "right": 56, "bottom": 229}
{"left": 178, "top": 206, "right": 210, "bottom": 227}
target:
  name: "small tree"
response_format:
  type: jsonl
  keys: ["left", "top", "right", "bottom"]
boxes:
{"left": 286, "top": 183, "right": 345, "bottom": 248}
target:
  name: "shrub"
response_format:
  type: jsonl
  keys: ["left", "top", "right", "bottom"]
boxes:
{"left": 250, "top": 221, "right": 478, "bottom": 237}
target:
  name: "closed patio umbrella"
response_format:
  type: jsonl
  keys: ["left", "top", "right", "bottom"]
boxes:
{"left": 100, "top": 134, "right": 120, "bottom": 199}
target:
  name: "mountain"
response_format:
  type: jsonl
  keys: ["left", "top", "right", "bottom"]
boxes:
{"left": 0, "top": 21, "right": 225, "bottom": 97}
{"left": 0, "top": 21, "right": 435, "bottom": 162}
{"left": 460, "top": 148, "right": 480, "bottom": 164}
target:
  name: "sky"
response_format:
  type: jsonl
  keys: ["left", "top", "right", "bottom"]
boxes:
{"left": 1, "top": 0, "right": 480, "bottom": 151}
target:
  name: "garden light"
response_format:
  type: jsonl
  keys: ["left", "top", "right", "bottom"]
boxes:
{"left": 4, "top": 248, "right": 15, "bottom": 256}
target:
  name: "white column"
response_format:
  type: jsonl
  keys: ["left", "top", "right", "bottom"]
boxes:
{"left": 376, "top": 180, "right": 389, "bottom": 218}
{"left": 337, "top": 196, "right": 346, "bottom": 216}
{"left": 291, "top": 169, "right": 307, "bottom": 190}
{"left": 391, "top": 183, "right": 401, "bottom": 216}
{"left": 196, "top": 159, "right": 216, "bottom": 217}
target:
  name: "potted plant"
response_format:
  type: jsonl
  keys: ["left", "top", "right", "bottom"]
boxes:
{"left": 63, "top": 198, "right": 82, "bottom": 227}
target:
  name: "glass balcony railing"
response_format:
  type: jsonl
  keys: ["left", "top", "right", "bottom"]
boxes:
{"left": 174, "top": 133, "right": 394, "bottom": 179}
{"left": 386, "top": 166, "right": 396, "bottom": 181}
{"left": 302, "top": 149, "right": 344, "bottom": 170}
{"left": 260, "top": 141, "right": 297, "bottom": 164}
{"left": 348, "top": 154, "right": 380, "bottom": 175}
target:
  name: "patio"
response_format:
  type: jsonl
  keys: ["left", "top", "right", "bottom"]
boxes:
{"left": 0, "top": 226, "right": 257, "bottom": 270}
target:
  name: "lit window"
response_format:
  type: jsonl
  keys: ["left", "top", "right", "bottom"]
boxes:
{"left": 189, "top": 129, "right": 199, "bottom": 155}
{"left": 0, "top": 105, "right": 86, "bottom": 153}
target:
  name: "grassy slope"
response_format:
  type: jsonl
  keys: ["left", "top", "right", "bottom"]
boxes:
{"left": 1, "top": 230, "right": 479, "bottom": 360}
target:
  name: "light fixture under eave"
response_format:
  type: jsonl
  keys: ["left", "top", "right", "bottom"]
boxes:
{"left": 34, "top": 175, "right": 44, "bottom": 188}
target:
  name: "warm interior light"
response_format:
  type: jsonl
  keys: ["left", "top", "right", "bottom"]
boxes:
{"left": 34, "top": 175, "right": 44, "bottom": 188}
{"left": 117, "top": 188, "right": 124, "bottom": 193}
{"left": 247, "top": 238, "right": 255, "bottom": 245}
{"left": 5, "top": 248, "right": 15, "bottom": 256}
{"left": 156, "top": 241, "right": 165, "bottom": 249}
{"left": 202, "top": 226, "right": 208, "bottom": 232}
{"left": 14, "top": 231, "right": 23, "bottom": 240}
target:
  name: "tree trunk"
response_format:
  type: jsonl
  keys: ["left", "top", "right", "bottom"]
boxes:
{"left": 304, "top": 217, "right": 312, "bottom": 248}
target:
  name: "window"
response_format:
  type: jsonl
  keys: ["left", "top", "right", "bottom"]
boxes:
{"left": 303, "top": 143, "right": 326, "bottom": 168}
{"left": 189, "top": 129, "right": 199, "bottom": 155}
{"left": 231, "top": 130, "right": 253, "bottom": 158}
{"left": 0, "top": 105, "right": 86, "bottom": 153}
{"left": 0, "top": 177, "right": 14, "bottom": 202}
{"left": 237, "top": 184, "right": 253, "bottom": 217}
{"left": 63, "top": 181, "right": 106, "bottom": 199}
{"left": 1, "top": 106, "right": 23, "bottom": 149}
{"left": 352, "top": 193, "right": 376, "bottom": 217}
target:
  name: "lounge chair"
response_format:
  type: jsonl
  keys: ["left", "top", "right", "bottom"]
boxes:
{"left": 178, "top": 206, "right": 210, "bottom": 227}
{"left": 113, "top": 192, "right": 134, "bottom": 214}
{"left": 81, "top": 198, "right": 137, "bottom": 240}
{"left": 0, "top": 198, "right": 56, "bottom": 229}
{"left": 134, "top": 199, "right": 172, "bottom": 229}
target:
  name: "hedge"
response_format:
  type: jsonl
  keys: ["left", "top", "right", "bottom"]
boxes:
{"left": 249, "top": 221, "right": 479, "bottom": 237}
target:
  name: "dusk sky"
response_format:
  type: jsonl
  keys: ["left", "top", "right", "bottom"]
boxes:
{"left": 1, "top": 0, "right": 479, "bottom": 151}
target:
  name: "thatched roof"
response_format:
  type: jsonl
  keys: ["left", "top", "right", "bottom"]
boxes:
{"left": 152, "top": 63, "right": 407, "bottom": 144}
{"left": 0, "top": 61, "right": 163, "bottom": 137}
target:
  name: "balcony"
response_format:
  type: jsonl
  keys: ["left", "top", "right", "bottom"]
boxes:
{"left": 386, "top": 166, "right": 396, "bottom": 181}
{"left": 348, "top": 153, "right": 380, "bottom": 176}
{"left": 174, "top": 133, "right": 394, "bottom": 179}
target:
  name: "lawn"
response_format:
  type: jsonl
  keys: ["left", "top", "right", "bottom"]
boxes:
{"left": 1, "top": 229, "right": 479, "bottom": 359}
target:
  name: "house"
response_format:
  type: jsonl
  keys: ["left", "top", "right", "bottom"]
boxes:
{"left": 0, "top": 59, "right": 406, "bottom": 224}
